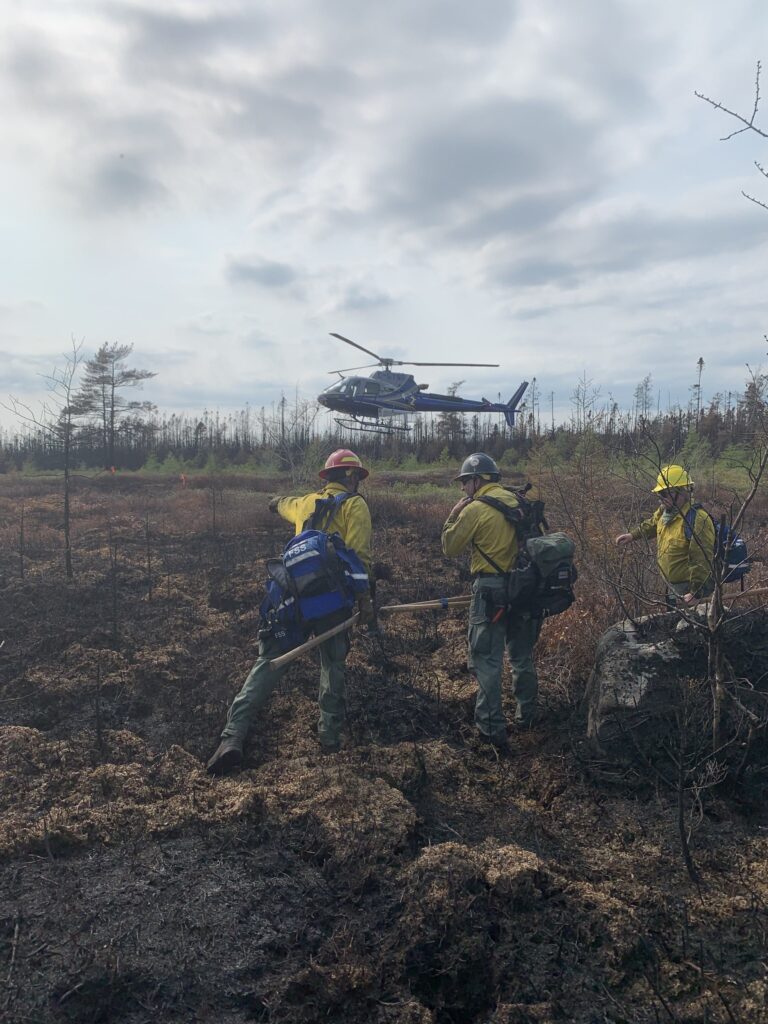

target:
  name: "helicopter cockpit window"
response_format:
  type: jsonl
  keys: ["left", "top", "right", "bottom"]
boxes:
{"left": 322, "top": 380, "right": 354, "bottom": 396}
{"left": 321, "top": 378, "right": 381, "bottom": 398}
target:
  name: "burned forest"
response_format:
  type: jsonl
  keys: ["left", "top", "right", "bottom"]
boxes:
{"left": 1, "top": 470, "right": 768, "bottom": 1024}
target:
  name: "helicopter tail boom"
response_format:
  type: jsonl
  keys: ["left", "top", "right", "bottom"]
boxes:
{"left": 504, "top": 381, "right": 529, "bottom": 427}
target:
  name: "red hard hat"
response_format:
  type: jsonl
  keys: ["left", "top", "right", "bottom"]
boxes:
{"left": 319, "top": 449, "right": 369, "bottom": 480}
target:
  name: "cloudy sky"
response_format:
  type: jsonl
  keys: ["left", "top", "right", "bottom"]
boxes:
{"left": 1, "top": 0, "right": 766, "bottom": 427}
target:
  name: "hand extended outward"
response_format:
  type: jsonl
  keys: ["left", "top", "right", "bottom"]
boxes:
{"left": 268, "top": 496, "right": 282, "bottom": 514}
{"left": 615, "top": 533, "right": 696, "bottom": 605}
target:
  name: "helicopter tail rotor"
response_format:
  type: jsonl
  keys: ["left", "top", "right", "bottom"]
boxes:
{"left": 504, "top": 381, "right": 529, "bottom": 427}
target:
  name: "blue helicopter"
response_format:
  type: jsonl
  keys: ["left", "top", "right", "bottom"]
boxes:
{"left": 317, "top": 333, "right": 529, "bottom": 434}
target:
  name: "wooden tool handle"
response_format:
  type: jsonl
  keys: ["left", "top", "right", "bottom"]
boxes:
{"left": 267, "top": 612, "right": 360, "bottom": 670}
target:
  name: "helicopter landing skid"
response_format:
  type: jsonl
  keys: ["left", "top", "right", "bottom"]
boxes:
{"left": 334, "top": 417, "right": 411, "bottom": 435}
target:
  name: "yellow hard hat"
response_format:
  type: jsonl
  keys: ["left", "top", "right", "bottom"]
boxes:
{"left": 652, "top": 465, "right": 693, "bottom": 492}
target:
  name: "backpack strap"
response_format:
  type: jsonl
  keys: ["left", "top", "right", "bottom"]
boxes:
{"left": 469, "top": 496, "right": 522, "bottom": 575}
{"left": 475, "top": 492, "right": 548, "bottom": 538}
{"left": 306, "top": 490, "right": 356, "bottom": 531}
{"left": 682, "top": 506, "right": 696, "bottom": 541}
{"left": 473, "top": 494, "right": 526, "bottom": 528}
{"left": 472, "top": 540, "right": 508, "bottom": 576}
{"left": 682, "top": 504, "right": 715, "bottom": 546}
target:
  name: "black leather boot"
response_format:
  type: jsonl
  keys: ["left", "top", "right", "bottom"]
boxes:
{"left": 206, "top": 738, "right": 243, "bottom": 775}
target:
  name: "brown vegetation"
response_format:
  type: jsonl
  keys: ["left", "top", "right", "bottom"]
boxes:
{"left": 0, "top": 474, "right": 767, "bottom": 1023}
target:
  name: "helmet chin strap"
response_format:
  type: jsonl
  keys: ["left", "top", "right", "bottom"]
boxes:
{"left": 660, "top": 488, "right": 685, "bottom": 508}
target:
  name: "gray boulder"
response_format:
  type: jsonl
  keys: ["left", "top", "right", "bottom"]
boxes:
{"left": 585, "top": 611, "right": 701, "bottom": 752}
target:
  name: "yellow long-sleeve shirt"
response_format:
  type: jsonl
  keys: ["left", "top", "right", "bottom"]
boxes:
{"left": 441, "top": 482, "right": 519, "bottom": 574}
{"left": 630, "top": 501, "right": 715, "bottom": 592}
{"left": 275, "top": 482, "right": 372, "bottom": 575}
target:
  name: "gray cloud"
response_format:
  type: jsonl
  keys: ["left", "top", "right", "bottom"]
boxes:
{"left": 536, "top": 3, "right": 658, "bottom": 114}
{"left": 0, "top": 347, "right": 51, "bottom": 369}
{"left": 334, "top": 283, "right": 396, "bottom": 312}
{"left": 592, "top": 210, "right": 768, "bottom": 273}
{"left": 181, "top": 319, "right": 227, "bottom": 339}
{"left": 0, "top": 346, "right": 85, "bottom": 398}
{"left": 503, "top": 259, "right": 582, "bottom": 289}
{"left": 0, "top": 300, "right": 46, "bottom": 320}
{"left": 3, "top": 29, "right": 181, "bottom": 214}
{"left": 82, "top": 156, "right": 169, "bottom": 213}
{"left": 7, "top": 38, "right": 63, "bottom": 90}
{"left": 226, "top": 257, "right": 301, "bottom": 290}
{"left": 224, "top": 86, "right": 330, "bottom": 157}
{"left": 491, "top": 207, "right": 768, "bottom": 289}
{"left": 153, "top": 383, "right": 281, "bottom": 412}
{"left": 147, "top": 349, "right": 197, "bottom": 371}
{"left": 374, "top": 98, "right": 598, "bottom": 233}
{"left": 91, "top": 112, "right": 183, "bottom": 160}
{"left": 274, "top": 63, "right": 360, "bottom": 100}
{"left": 113, "top": 9, "right": 334, "bottom": 171}
{"left": 448, "top": 186, "right": 596, "bottom": 244}
{"left": 242, "top": 334, "right": 276, "bottom": 352}
{"left": 119, "top": 8, "right": 272, "bottom": 70}
{"left": 317, "top": 0, "right": 517, "bottom": 49}
{"left": 5, "top": 33, "right": 95, "bottom": 121}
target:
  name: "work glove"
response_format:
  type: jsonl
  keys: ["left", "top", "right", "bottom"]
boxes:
{"left": 356, "top": 591, "right": 375, "bottom": 627}
{"left": 268, "top": 496, "right": 282, "bottom": 514}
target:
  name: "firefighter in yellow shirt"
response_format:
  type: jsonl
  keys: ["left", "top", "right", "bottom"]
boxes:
{"left": 207, "top": 450, "right": 373, "bottom": 774}
{"left": 442, "top": 453, "right": 541, "bottom": 748}
{"left": 616, "top": 465, "right": 715, "bottom": 607}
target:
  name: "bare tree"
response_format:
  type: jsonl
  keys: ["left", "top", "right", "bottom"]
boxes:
{"left": 260, "top": 394, "right": 323, "bottom": 486}
{"left": 3, "top": 341, "right": 87, "bottom": 578}
{"left": 570, "top": 372, "right": 601, "bottom": 433}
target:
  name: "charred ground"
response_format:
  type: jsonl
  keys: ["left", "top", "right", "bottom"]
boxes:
{"left": 0, "top": 473, "right": 767, "bottom": 1024}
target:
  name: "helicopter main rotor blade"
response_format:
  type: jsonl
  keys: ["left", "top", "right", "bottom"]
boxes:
{"left": 327, "top": 363, "right": 380, "bottom": 373}
{"left": 395, "top": 361, "right": 500, "bottom": 368}
{"left": 329, "top": 333, "right": 499, "bottom": 369}
{"left": 329, "top": 333, "right": 383, "bottom": 362}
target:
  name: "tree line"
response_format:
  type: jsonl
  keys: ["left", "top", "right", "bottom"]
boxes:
{"left": 1, "top": 344, "right": 766, "bottom": 474}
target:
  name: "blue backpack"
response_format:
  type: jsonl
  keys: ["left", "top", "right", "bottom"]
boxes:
{"left": 683, "top": 505, "right": 750, "bottom": 586}
{"left": 259, "top": 492, "right": 369, "bottom": 651}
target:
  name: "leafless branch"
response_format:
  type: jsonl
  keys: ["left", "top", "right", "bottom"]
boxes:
{"left": 697, "top": 62, "right": 768, "bottom": 211}
{"left": 695, "top": 61, "right": 768, "bottom": 141}
{"left": 742, "top": 190, "right": 768, "bottom": 212}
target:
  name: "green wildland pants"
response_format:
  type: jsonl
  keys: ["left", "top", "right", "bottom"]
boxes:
{"left": 665, "top": 577, "right": 714, "bottom": 608}
{"left": 468, "top": 576, "right": 541, "bottom": 739}
{"left": 221, "top": 613, "right": 351, "bottom": 748}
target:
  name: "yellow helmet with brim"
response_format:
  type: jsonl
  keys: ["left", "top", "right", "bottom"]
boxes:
{"left": 652, "top": 465, "right": 693, "bottom": 492}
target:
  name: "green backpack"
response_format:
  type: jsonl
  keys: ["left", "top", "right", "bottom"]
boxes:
{"left": 511, "top": 532, "right": 578, "bottom": 617}
{"left": 473, "top": 491, "right": 578, "bottom": 618}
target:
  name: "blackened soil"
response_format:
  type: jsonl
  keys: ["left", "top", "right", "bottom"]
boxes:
{"left": 0, "top": 480, "right": 767, "bottom": 1024}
